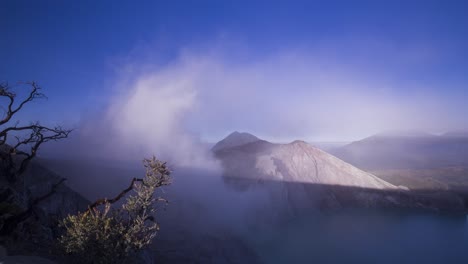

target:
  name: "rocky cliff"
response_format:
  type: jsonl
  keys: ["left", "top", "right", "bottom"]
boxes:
{"left": 213, "top": 133, "right": 466, "bottom": 214}
{"left": 0, "top": 158, "right": 89, "bottom": 260}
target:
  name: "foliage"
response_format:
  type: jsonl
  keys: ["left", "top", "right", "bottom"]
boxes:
{"left": 59, "top": 157, "right": 171, "bottom": 264}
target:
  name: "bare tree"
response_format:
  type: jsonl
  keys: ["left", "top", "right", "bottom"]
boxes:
{"left": 0, "top": 81, "right": 71, "bottom": 183}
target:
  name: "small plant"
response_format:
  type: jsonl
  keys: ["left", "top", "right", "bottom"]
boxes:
{"left": 59, "top": 156, "right": 171, "bottom": 264}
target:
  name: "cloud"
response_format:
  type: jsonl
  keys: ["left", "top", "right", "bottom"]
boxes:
{"left": 103, "top": 63, "right": 217, "bottom": 168}
{"left": 111, "top": 48, "right": 463, "bottom": 142}
{"left": 43, "top": 43, "right": 467, "bottom": 165}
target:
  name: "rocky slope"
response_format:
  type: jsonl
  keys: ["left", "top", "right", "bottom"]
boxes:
{"left": 0, "top": 158, "right": 89, "bottom": 261}
{"left": 216, "top": 139, "right": 397, "bottom": 189}
{"left": 213, "top": 133, "right": 466, "bottom": 214}
{"left": 331, "top": 131, "right": 468, "bottom": 170}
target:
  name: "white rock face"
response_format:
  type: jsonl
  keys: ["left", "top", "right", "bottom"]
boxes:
{"left": 271, "top": 141, "right": 396, "bottom": 189}
{"left": 215, "top": 138, "right": 396, "bottom": 190}
{"left": 213, "top": 133, "right": 466, "bottom": 213}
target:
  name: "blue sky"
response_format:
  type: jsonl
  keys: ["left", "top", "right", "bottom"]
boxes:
{"left": 1, "top": 0, "right": 468, "bottom": 147}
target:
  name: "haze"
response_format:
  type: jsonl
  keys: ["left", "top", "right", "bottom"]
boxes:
{"left": 3, "top": 1, "right": 468, "bottom": 166}
{"left": 2, "top": 1, "right": 468, "bottom": 263}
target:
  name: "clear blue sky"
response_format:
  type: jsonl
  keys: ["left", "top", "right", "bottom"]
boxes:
{"left": 1, "top": 0, "right": 468, "bottom": 142}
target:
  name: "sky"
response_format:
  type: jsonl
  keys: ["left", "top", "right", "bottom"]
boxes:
{"left": 1, "top": 0, "right": 468, "bottom": 160}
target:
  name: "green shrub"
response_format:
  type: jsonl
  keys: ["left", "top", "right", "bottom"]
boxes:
{"left": 59, "top": 157, "right": 171, "bottom": 264}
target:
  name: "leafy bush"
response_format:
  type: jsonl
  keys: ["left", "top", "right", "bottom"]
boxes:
{"left": 59, "top": 157, "right": 171, "bottom": 264}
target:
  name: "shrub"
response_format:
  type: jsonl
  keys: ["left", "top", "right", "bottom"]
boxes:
{"left": 59, "top": 157, "right": 171, "bottom": 264}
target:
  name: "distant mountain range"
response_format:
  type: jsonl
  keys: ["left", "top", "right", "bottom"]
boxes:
{"left": 213, "top": 132, "right": 396, "bottom": 190}
{"left": 212, "top": 132, "right": 466, "bottom": 213}
{"left": 442, "top": 130, "right": 468, "bottom": 138}
{"left": 331, "top": 130, "right": 468, "bottom": 170}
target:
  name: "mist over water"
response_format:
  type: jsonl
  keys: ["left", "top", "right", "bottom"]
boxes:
{"left": 160, "top": 168, "right": 468, "bottom": 264}
{"left": 45, "top": 159, "right": 468, "bottom": 263}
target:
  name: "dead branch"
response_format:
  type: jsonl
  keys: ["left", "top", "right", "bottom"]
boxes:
{"left": 0, "top": 82, "right": 72, "bottom": 183}
{"left": 87, "top": 177, "right": 144, "bottom": 212}
{"left": 0, "top": 81, "right": 72, "bottom": 235}
{"left": 0, "top": 81, "right": 45, "bottom": 126}
{"left": 32, "top": 178, "right": 67, "bottom": 206}
{"left": 87, "top": 158, "right": 171, "bottom": 214}
{"left": 0, "top": 178, "right": 66, "bottom": 236}
{"left": 0, "top": 123, "right": 71, "bottom": 182}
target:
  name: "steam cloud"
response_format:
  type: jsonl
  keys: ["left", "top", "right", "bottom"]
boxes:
{"left": 44, "top": 46, "right": 467, "bottom": 166}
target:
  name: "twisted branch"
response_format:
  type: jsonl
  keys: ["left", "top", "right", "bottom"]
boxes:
{"left": 0, "top": 82, "right": 72, "bottom": 183}
{"left": 87, "top": 177, "right": 144, "bottom": 212}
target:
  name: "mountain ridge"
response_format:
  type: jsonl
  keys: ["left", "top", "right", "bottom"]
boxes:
{"left": 211, "top": 131, "right": 468, "bottom": 213}
{"left": 211, "top": 131, "right": 260, "bottom": 152}
{"left": 332, "top": 130, "right": 468, "bottom": 170}
{"left": 214, "top": 134, "right": 397, "bottom": 190}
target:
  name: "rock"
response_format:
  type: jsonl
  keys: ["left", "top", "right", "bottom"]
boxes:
{"left": 216, "top": 137, "right": 397, "bottom": 189}
{"left": 0, "top": 255, "right": 57, "bottom": 264}
{"left": 214, "top": 132, "right": 467, "bottom": 213}
{"left": 0, "top": 157, "right": 89, "bottom": 259}
{"left": 331, "top": 131, "right": 468, "bottom": 170}
{"left": 0, "top": 245, "right": 7, "bottom": 257}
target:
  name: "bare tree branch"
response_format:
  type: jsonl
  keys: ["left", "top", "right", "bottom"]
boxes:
{"left": 0, "top": 178, "right": 66, "bottom": 236}
{"left": 0, "top": 81, "right": 72, "bottom": 236}
{"left": 0, "top": 81, "right": 45, "bottom": 126}
{"left": 87, "top": 177, "right": 145, "bottom": 212}
{"left": 0, "top": 82, "right": 71, "bottom": 183}
{"left": 87, "top": 157, "right": 171, "bottom": 215}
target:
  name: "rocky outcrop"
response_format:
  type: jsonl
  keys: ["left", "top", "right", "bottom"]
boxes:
{"left": 1, "top": 255, "right": 58, "bottom": 264}
{"left": 1, "top": 245, "right": 57, "bottom": 263}
{"left": 213, "top": 133, "right": 467, "bottom": 214}
{"left": 0, "top": 159, "right": 89, "bottom": 258}
{"left": 215, "top": 139, "right": 397, "bottom": 189}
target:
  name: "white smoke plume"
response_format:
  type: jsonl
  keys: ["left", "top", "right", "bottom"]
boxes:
{"left": 43, "top": 46, "right": 468, "bottom": 166}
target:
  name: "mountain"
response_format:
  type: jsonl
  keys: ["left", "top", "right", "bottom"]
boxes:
{"left": 372, "top": 130, "right": 436, "bottom": 138}
{"left": 214, "top": 139, "right": 396, "bottom": 190}
{"left": 212, "top": 132, "right": 465, "bottom": 213}
{"left": 211, "top": 131, "right": 260, "bottom": 152}
{"left": 332, "top": 131, "right": 468, "bottom": 170}
{"left": 443, "top": 130, "right": 468, "bottom": 138}
{"left": 308, "top": 141, "right": 350, "bottom": 152}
